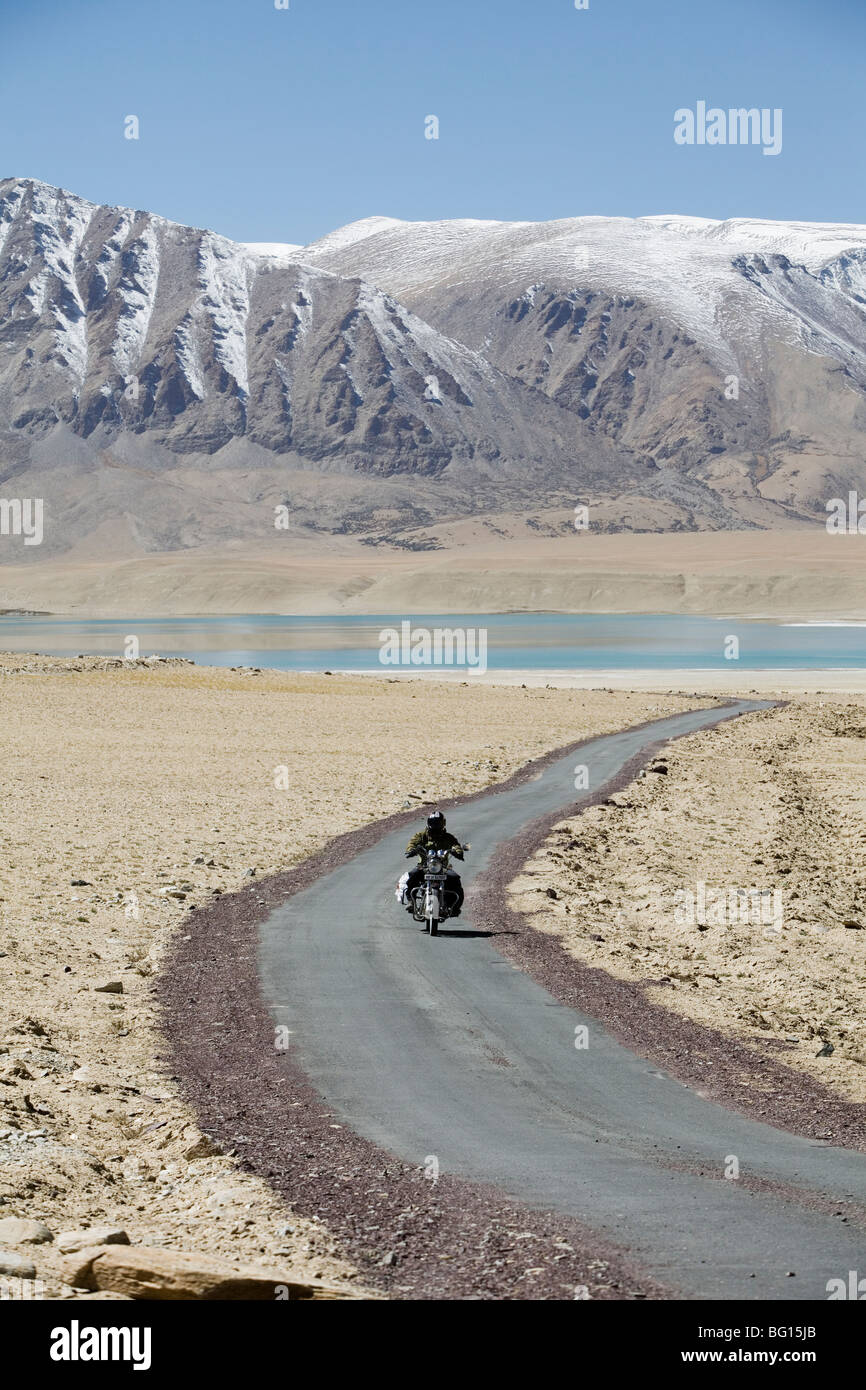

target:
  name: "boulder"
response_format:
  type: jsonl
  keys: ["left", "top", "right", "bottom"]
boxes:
{"left": 60, "top": 1244, "right": 358, "bottom": 1300}
{"left": 0, "top": 1217, "right": 52, "bottom": 1245}
{"left": 0, "top": 1250, "right": 37, "bottom": 1278}
{"left": 183, "top": 1134, "right": 221, "bottom": 1160}
{"left": 56, "top": 1226, "right": 130, "bottom": 1254}
{"left": 73, "top": 1290, "right": 135, "bottom": 1300}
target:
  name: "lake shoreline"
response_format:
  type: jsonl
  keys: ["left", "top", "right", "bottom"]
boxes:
{"left": 2, "top": 649, "right": 865, "bottom": 692}
{"left": 2, "top": 609, "right": 865, "bottom": 686}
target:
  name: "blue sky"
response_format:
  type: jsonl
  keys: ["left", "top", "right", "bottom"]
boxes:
{"left": 1, "top": 0, "right": 863, "bottom": 244}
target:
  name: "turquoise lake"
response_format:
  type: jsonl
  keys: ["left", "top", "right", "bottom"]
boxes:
{"left": 0, "top": 613, "right": 864, "bottom": 671}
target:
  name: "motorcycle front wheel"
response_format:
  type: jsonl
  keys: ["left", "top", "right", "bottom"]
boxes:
{"left": 427, "top": 916, "right": 438, "bottom": 936}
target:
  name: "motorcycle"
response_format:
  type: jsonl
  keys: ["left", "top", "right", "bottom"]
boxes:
{"left": 406, "top": 844, "right": 469, "bottom": 936}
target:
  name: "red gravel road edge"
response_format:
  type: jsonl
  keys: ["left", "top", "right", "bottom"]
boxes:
{"left": 157, "top": 698, "right": 863, "bottom": 1300}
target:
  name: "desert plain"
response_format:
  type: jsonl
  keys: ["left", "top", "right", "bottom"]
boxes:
{"left": 0, "top": 656, "right": 703, "bottom": 1296}
{"left": 1, "top": 628, "right": 865, "bottom": 1298}
{"left": 3, "top": 526, "right": 866, "bottom": 620}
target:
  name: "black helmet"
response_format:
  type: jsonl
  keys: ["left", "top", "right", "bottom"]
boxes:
{"left": 427, "top": 810, "right": 446, "bottom": 831}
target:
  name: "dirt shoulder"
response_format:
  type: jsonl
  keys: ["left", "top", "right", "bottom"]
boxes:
{"left": 0, "top": 655, "right": 700, "bottom": 1297}
{"left": 510, "top": 698, "right": 866, "bottom": 1110}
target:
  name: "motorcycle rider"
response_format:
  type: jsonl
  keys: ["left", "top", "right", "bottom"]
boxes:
{"left": 398, "top": 810, "right": 465, "bottom": 917}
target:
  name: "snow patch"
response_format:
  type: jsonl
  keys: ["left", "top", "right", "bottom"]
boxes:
{"left": 302, "top": 216, "right": 405, "bottom": 260}
{"left": 175, "top": 317, "right": 206, "bottom": 401}
{"left": 356, "top": 282, "right": 489, "bottom": 398}
{"left": 195, "top": 232, "right": 253, "bottom": 396}
{"left": 288, "top": 269, "right": 314, "bottom": 339}
{"left": 0, "top": 182, "right": 26, "bottom": 263}
{"left": 24, "top": 183, "right": 94, "bottom": 380}
{"left": 242, "top": 241, "right": 303, "bottom": 260}
{"left": 112, "top": 220, "right": 161, "bottom": 376}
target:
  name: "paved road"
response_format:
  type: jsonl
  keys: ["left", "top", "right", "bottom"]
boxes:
{"left": 259, "top": 702, "right": 866, "bottom": 1299}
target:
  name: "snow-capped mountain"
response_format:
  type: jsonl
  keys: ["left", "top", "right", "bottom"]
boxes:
{"left": 299, "top": 212, "right": 866, "bottom": 352}
{"left": 1, "top": 177, "right": 866, "bottom": 558}
{"left": 0, "top": 178, "right": 645, "bottom": 555}
{"left": 300, "top": 215, "right": 866, "bottom": 524}
{"left": 0, "top": 178, "right": 592, "bottom": 467}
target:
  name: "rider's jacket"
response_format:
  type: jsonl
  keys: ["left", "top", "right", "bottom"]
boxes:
{"left": 405, "top": 827, "right": 464, "bottom": 861}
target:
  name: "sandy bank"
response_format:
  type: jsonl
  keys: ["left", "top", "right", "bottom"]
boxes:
{"left": 3, "top": 529, "right": 866, "bottom": 619}
{"left": 344, "top": 668, "right": 866, "bottom": 695}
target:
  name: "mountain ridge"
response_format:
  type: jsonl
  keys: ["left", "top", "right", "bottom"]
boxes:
{"left": 2, "top": 177, "right": 865, "bottom": 560}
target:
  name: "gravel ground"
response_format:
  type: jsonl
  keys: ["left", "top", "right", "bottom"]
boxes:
{"left": 0, "top": 654, "right": 697, "bottom": 1297}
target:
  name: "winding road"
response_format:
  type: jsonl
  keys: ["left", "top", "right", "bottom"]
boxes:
{"left": 259, "top": 701, "right": 866, "bottom": 1299}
